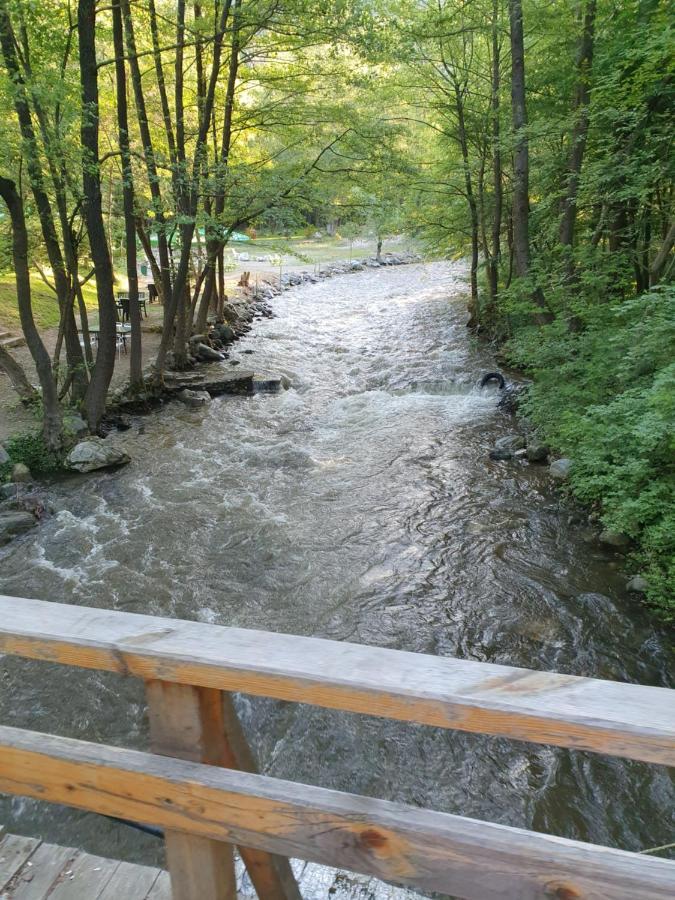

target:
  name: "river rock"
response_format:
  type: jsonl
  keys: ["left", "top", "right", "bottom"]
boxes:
{"left": 214, "top": 323, "right": 235, "bottom": 344}
{"left": 0, "top": 511, "right": 37, "bottom": 544}
{"left": 489, "top": 448, "right": 513, "bottom": 461}
{"left": 66, "top": 438, "right": 131, "bottom": 473}
{"left": 195, "top": 343, "right": 225, "bottom": 362}
{"left": 177, "top": 388, "right": 211, "bottom": 407}
{"left": 221, "top": 303, "right": 241, "bottom": 323}
{"left": 0, "top": 444, "right": 9, "bottom": 465}
{"left": 599, "top": 529, "right": 631, "bottom": 549}
{"left": 11, "top": 463, "right": 32, "bottom": 483}
{"left": 626, "top": 574, "right": 649, "bottom": 593}
{"left": 549, "top": 458, "right": 573, "bottom": 480}
{"left": 526, "top": 442, "right": 549, "bottom": 463}
{"left": 495, "top": 434, "right": 526, "bottom": 453}
{"left": 0, "top": 482, "right": 26, "bottom": 501}
{"left": 63, "top": 413, "right": 89, "bottom": 439}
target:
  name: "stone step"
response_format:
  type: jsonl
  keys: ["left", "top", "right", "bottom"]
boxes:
{"left": 0, "top": 335, "right": 25, "bottom": 349}
{"left": 0, "top": 331, "right": 12, "bottom": 339}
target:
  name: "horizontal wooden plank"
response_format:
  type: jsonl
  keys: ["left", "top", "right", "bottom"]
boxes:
{"left": 0, "top": 726, "right": 673, "bottom": 900}
{"left": 0, "top": 832, "right": 42, "bottom": 891}
{"left": 0, "top": 596, "right": 673, "bottom": 764}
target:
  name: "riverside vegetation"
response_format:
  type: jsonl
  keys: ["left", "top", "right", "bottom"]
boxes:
{"left": 0, "top": 0, "right": 672, "bottom": 617}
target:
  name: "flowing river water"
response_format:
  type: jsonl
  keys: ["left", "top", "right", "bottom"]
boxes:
{"left": 0, "top": 261, "right": 672, "bottom": 895}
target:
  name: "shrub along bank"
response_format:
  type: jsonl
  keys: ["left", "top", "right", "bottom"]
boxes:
{"left": 503, "top": 284, "right": 674, "bottom": 621}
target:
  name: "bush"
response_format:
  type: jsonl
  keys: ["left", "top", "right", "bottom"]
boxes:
{"left": 506, "top": 285, "right": 675, "bottom": 620}
{"left": 0, "top": 430, "right": 65, "bottom": 482}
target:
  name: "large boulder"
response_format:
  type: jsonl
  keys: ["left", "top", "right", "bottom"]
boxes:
{"left": 0, "top": 511, "right": 37, "bottom": 544}
{"left": 66, "top": 437, "right": 131, "bottom": 473}
{"left": 549, "top": 458, "right": 573, "bottom": 481}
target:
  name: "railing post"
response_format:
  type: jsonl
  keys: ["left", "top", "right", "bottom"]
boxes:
{"left": 146, "top": 681, "right": 236, "bottom": 900}
{"left": 146, "top": 681, "right": 301, "bottom": 900}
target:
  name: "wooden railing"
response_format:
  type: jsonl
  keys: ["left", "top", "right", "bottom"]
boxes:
{"left": 0, "top": 596, "right": 673, "bottom": 899}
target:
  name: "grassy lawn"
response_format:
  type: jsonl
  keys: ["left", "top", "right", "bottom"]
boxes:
{"left": 0, "top": 273, "right": 99, "bottom": 330}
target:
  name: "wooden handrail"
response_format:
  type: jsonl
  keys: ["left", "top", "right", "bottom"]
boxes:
{"left": 0, "top": 596, "right": 673, "bottom": 765}
{"left": 0, "top": 725, "right": 673, "bottom": 900}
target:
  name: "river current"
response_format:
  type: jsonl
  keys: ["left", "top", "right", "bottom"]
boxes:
{"left": 0, "top": 262, "right": 672, "bottom": 894}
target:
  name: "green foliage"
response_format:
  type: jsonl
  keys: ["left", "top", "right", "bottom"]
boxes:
{"left": 508, "top": 286, "right": 675, "bottom": 619}
{"left": 0, "top": 430, "right": 64, "bottom": 481}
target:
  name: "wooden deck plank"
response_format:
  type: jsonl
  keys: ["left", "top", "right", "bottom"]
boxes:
{"left": 0, "top": 833, "right": 42, "bottom": 891}
{"left": 6, "top": 842, "right": 76, "bottom": 899}
{"left": 144, "top": 871, "right": 171, "bottom": 900}
{"left": 0, "top": 726, "right": 673, "bottom": 900}
{"left": 0, "top": 596, "right": 672, "bottom": 764}
{"left": 45, "top": 851, "right": 118, "bottom": 899}
{"left": 95, "top": 861, "right": 162, "bottom": 900}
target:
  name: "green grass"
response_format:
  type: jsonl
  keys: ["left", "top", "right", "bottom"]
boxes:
{"left": 0, "top": 273, "right": 99, "bottom": 330}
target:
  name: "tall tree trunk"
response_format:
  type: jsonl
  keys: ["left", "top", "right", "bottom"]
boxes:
{"left": 559, "top": 0, "right": 597, "bottom": 251}
{"left": 122, "top": 0, "right": 173, "bottom": 370}
{"left": 0, "top": 1, "right": 87, "bottom": 401}
{"left": 0, "top": 177, "right": 62, "bottom": 447}
{"left": 452, "top": 82, "right": 480, "bottom": 326}
{"left": 112, "top": 0, "right": 142, "bottom": 391}
{"left": 78, "top": 0, "right": 117, "bottom": 430}
{"left": 161, "top": 0, "right": 234, "bottom": 368}
{"left": 508, "top": 0, "right": 550, "bottom": 321}
{"left": 488, "top": 0, "right": 502, "bottom": 311}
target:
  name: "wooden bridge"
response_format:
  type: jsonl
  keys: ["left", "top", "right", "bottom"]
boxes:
{"left": 0, "top": 595, "right": 673, "bottom": 899}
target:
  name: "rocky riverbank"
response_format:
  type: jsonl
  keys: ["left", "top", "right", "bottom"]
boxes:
{"left": 481, "top": 371, "right": 650, "bottom": 598}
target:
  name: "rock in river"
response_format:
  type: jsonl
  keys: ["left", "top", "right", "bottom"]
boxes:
{"left": 66, "top": 437, "right": 131, "bottom": 473}
{"left": 626, "top": 574, "right": 649, "bottom": 593}
{"left": 195, "top": 343, "right": 225, "bottom": 362}
{"left": 0, "top": 511, "right": 37, "bottom": 544}
{"left": 177, "top": 388, "right": 211, "bottom": 407}
{"left": 526, "top": 442, "right": 549, "bottom": 463}
{"left": 495, "top": 434, "right": 526, "bottom": 453}
{"left": 549, "top": 458, "right": 573, "bottom": 480}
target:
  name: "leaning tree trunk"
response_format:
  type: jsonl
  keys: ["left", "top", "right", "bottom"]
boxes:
{"left": 0, "top": 345, "right": 38, "bottom": 406}
{"left": 78, "top": 0, "right": 117, "bottom": 430}
{"left": 0, "top": 177, "right": 62, "bottom": 447}
{"left": 112, "top": 0, "right": 142, "bottom": 391}
{"left": 650, "top": 221, "right": 675, "bottom": 285}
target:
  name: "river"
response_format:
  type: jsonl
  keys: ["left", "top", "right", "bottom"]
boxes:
{"left": 0, "top": 261, "right": 672, "bottom": 895}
